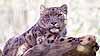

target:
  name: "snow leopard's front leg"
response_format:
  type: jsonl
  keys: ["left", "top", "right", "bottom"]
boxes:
{"left": 3, "top": 27, "right": 37, "bottom": 56}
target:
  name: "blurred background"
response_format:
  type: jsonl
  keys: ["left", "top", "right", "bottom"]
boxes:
{"left": 0, "top": 0, "right": 100, "bottom": 55}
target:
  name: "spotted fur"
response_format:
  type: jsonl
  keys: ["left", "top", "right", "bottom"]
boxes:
{"left": 3, "top": 4, "right": 68, "bottom": 56}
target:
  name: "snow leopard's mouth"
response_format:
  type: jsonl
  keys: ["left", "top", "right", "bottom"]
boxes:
{"left": 49, "top": 27, "right": 60, "bottom": 33}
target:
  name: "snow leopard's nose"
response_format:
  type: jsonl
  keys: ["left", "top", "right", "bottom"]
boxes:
{"left": 51, "top": 22, "right": 57, "bottom": 25}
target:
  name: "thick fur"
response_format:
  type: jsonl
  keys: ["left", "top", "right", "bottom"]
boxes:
{"left": 3, "top": 4, "right": 68, "bottom": 56}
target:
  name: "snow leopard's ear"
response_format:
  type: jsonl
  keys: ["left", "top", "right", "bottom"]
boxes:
{"left": 40, "top": 5, "right": 46, "bottom": 14}
{"left": 60, "top": 4, "right": 68, "bottom": 14}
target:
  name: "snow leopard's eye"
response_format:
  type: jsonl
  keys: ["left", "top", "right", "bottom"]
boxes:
{"left": 58, "top": 14, "right": 62, "bottom": 17}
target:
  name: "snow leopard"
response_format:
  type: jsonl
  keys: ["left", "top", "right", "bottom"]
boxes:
{"left": 3, "top": 4, "right": 68, "bottom": 56}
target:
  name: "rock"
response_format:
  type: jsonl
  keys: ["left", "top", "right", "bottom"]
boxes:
{"left": 63, "top": 35, "right": 99, "bottom": 56}
{"left": 23, "top": 35, "right": 99, "bottom": 56}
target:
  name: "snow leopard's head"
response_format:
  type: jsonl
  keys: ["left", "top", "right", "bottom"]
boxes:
{"left": 38, "top": 4, "right": 67, "bottom": 34}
